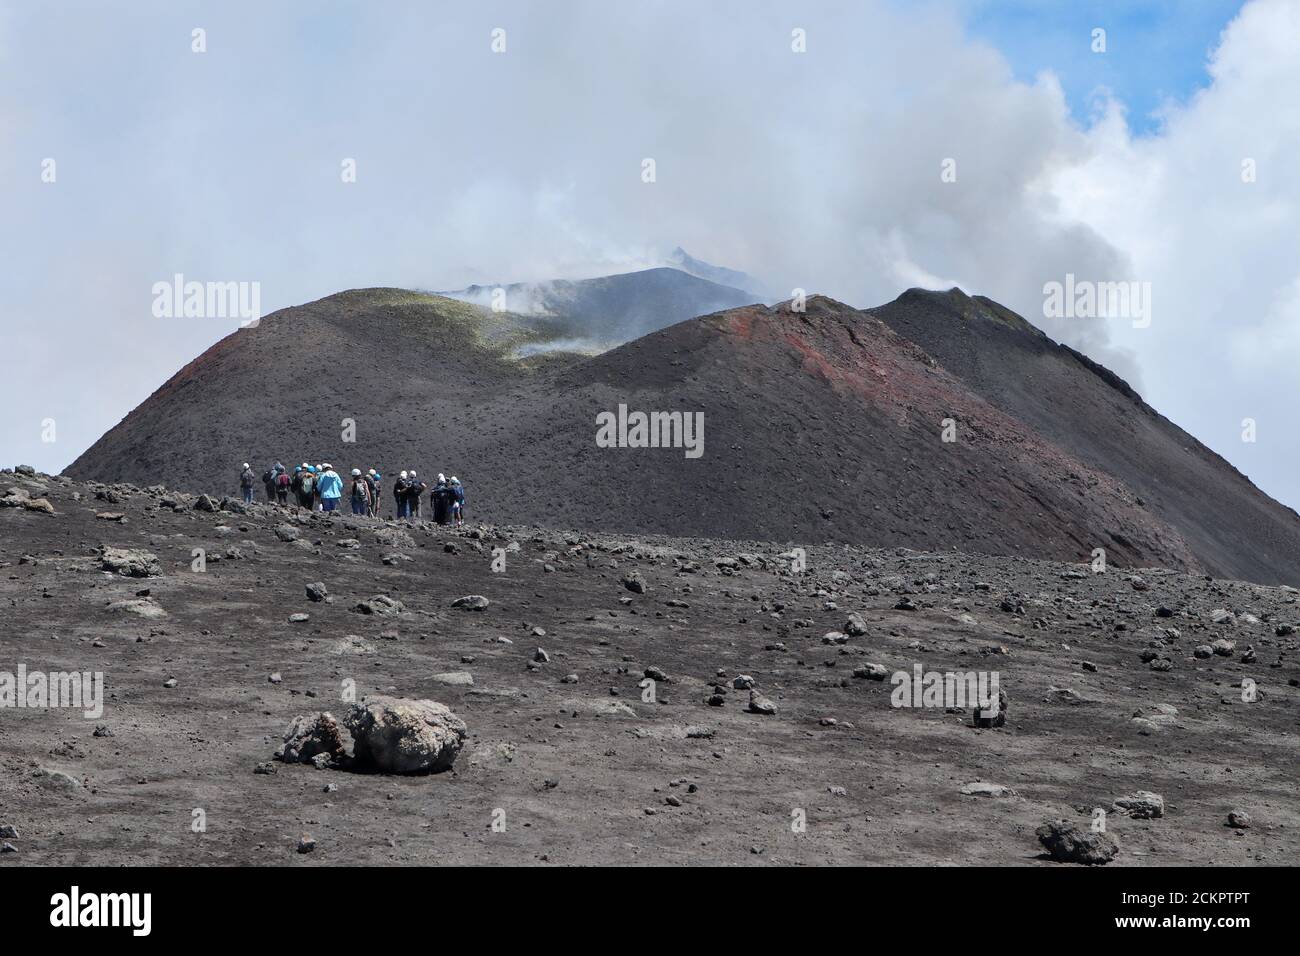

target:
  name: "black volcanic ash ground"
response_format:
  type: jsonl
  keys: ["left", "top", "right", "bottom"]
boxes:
{"left": 1, "top": 471, "right": 1296, "bottom": 865}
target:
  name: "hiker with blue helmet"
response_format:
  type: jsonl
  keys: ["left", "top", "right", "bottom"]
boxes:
{"left": 292, "top": 463, "right": 314, "bottom": 511}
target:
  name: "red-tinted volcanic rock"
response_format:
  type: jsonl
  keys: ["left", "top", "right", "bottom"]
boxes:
{"left": 548, "top": 295, "right": 1198, "bottom": 570}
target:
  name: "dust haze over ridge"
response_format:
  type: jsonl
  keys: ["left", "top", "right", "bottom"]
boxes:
{"left": 2, "top": 0, "right": 1299, "bottom": 511}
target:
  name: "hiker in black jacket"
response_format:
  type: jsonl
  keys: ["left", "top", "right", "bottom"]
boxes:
{"left": 393, "top": 471, "right": 410, "bottom": 519}
{"left": 407, "top": 471, "right": 427, "bottom": 519}
{"left": 362, "top": 470, "right": 378, "bottom": 517}
{"left": 432, "top": 473, "right": 451, "bottom": 525}
{"left": 292, "top": 464, "right": 315, "bottom": 512}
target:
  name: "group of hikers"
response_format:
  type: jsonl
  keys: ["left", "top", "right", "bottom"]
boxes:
{"left": 237, "top": 461, "right": 465, "bottom": 525}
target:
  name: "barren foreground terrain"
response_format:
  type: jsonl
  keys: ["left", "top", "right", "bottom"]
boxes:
{"left": 1, "top": 469, "right": 1296, "bottom": 865}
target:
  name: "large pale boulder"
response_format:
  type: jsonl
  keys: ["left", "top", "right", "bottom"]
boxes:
{"left": 344, "top": 696, "right": 467, "bottom": 773}
{"left": 1113, "top": 790, "right": 1165, "bottom": 819}
{"left": 101, "top": 546, "right": 162, "bottom": 578}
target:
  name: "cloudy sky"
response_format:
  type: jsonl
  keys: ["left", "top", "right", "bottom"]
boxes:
{"left": 3, "top": 0, "right": 1297, "bottom": 509}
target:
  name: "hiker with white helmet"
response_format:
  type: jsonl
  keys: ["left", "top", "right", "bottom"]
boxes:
{"left": 290, "top": 463, "right": 312, "bottom": 512}
{"left": 361, "top": 469, "right": 378, "bottom": 517}
{"left": 449, "top": 476, "right": 465, "bottom": 526}
{"left": 313, "top": 463, "right": 327, "bottom": 511}
{"left": 238, "top": 462, "right": 256, "bottom": 504}
{"left": 432, "top": 473, "right": 450, "bottom": 525}
{"left": 407, "top": 470, "right": 427, "bottom": 519}
{"left": 348, "top": 468, "right": 371, "bottom": 515}
{"left": 317, "top": 463, "right": 343, "bottom": 513}
{"left": 274, "top": 464, "right": 290, "bottom": 505}
{"left": 393, "top": 470, "right": 410, "bottom": 519}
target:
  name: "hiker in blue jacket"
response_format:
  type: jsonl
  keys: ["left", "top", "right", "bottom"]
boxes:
{"left": 317, "top": 464, "right": 343, "bottom": 512}
{"left": 449, "top": 476, "right": 465, "bottom": 527}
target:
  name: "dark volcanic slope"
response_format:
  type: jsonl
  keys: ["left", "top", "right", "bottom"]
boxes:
{"left": 873, "top": 289, "right": 1300, "bottom": 585}
{"left": 527, "top": 296, "right": 1199, "bottom": 570}
{"left": 68, "top": 289, "right": 1209, "bottom": 574}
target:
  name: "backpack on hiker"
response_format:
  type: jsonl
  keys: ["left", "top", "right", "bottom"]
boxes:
{"left": 351, "top": 478, "right": 370, "bottom": 504}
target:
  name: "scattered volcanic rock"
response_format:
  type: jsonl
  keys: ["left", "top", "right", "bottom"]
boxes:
{"left": 853, "top": 663, "right": 890, "bottom": 680}
{"left": 1036, "top": 821, "right": 1119, "bottom": 865}
{"left": 5, "top": 467, "right": 1299, "bottom": 866}
{"left": 960, "top": 782, "right": 1016, "bottom": 798}
{"left": 344, "top": 696, "right": 467, "bottom": 773}
{"left": 352, "top": 595, "right": 404, "bottom": 616}
{"left": 32, "top": 767, "right": 81, "bottom": 792}
{"left": 276, "top": 712, "right": 348, "bottom": 765}
{"left": 107, "top": 597, "right": 166, "bottom": 619}
{"left": 431, "top": 671, "right": 474, "bottom": 687}
{"left": 0, "top": 487, "right": 31, "bottom": 508}
{"left": 973, "top": 690, "right": 1009, "bottom": 728}
{"left": 1113, "top": 791, "right": 1165, "bottom": 819}
{"left": 101, "top": 546, "right": 162, "bottom": 578}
